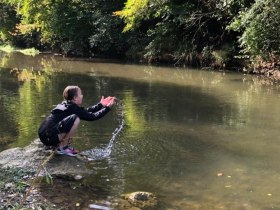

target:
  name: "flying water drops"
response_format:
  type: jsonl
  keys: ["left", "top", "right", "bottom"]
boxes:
{"left": 80, "top": 100, "right": 125, "bottom": 160}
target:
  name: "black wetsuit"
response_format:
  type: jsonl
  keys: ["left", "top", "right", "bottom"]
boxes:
{"left": 38, "top": 100, "right": 111, "bottom": 146}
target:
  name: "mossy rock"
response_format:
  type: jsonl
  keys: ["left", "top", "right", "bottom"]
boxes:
{"left": 116, "top": 191, "right": 158, "bottom": 210}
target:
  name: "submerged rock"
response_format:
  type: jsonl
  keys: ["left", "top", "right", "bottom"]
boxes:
{"left": 116, "top": 191, "right": 158, "bottom": 210}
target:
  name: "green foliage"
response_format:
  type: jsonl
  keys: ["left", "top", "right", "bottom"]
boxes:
{"left": 229, "top": 0, "right": 280, "bottom": 57}
{"left": 0, "top": 166, "right": 54, "bottom": 209}
{"left": 0, "top": 44, "right": 14, "bottom": 52}
{"left": 17, "top": 47, "right": 40, "bottom": 56}
{"left": 1, "top": 0, "right": 279, "bottom": 67}
{"left": 0, "top": 2, "right": 20, "bottom": 43}
{"left": 114, "top": 0, "right": 150, "bottom": 31}
{"left": 115, "top": 0, "right": 236, "bottom": 64}
{"left": 1, "top": 0, "right": 126, "bottom": 57}
{"left": 16, "top": 0, "right": 95, "bottom": 53}
{"left": 43, "top": 166, "right": 53, "bottom": 185}
{"left": 0, "top": 167, "right": 34, "bottom": 192}
{"left": 0, "top": 44, "right": 40, "bottom": 55}
{"left": 87, "top": 0, "right": 127, "bottom": 57}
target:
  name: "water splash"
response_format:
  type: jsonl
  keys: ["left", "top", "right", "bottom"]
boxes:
{"left": 80, "top": 100, "right": 125, "bottom": 161}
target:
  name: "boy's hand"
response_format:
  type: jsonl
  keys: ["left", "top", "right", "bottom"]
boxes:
{"left": 100, "top": 96, "right": 116, "bottom": 107}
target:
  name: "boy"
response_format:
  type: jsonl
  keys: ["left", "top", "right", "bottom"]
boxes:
{"left": 38, "top": 85, "right": 116, "bottom": 156}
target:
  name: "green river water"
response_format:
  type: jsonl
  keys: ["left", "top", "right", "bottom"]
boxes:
{"left": 0, "top": 51, "right": 280, "bottom": 209}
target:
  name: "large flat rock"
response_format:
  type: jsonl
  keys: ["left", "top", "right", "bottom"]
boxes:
{"left": 0, "top": 139, "right": 92, "bottom": 179}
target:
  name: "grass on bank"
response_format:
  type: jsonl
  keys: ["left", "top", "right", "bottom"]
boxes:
{"left": 0, "top": 45, "right": 40, "bottom": 56}
{"left": 0, "top": 166, "right": 55, "bottom": 209}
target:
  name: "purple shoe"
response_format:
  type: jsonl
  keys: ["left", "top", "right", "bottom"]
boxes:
{"left": 56, "top": 147, "right": 77, "bottom": 156}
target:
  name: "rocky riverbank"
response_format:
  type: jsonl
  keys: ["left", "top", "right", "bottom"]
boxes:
{"left": 0, "top": 140, "right": 158, "bottom": 210}
{"left": 0, "top": 139, "right": 90, "bottom": 209}
{"left": 0, "top": 167, "right": 55, "bottom": 209}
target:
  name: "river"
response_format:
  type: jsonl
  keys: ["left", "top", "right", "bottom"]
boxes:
{"left": 0, "top": 51, "right": 280, "bottom": 209}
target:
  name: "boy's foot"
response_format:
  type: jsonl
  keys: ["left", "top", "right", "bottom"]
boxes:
{"left": 66, "top": 139, "right": 79, "bottom": 154}
{"left": 67, "top": 146, "right": 79, "bottom": 154}
{"left": 56, "top": 147, "right": 77, "bottom": 156}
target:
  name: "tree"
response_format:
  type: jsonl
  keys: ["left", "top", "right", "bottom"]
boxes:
{"left": 0, "top": 2, "right": 20, "bottom": 44}
{"left": 114, "top": 0, "right": 245, "bottom": 65}
{"left": 229, "top": 0, "right": 280, "bottom": 58}
{"left": 1, "top": 0, "right": 126, "bottom": 57}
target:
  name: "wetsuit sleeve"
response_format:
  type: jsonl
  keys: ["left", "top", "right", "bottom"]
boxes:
{"left": 86, "top": 103, "right": 103, "bottom": 113}
{"left": 71, "top": 104, "right": 111, "bottom": 121}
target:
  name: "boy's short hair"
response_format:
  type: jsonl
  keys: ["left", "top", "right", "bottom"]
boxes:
{"left": 63, "top": 86, "right": 79, "bottom": 101}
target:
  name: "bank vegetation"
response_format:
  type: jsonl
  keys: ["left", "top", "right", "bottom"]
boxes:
{"left": 0, "top": 0, "right": 280, "bottom": 77}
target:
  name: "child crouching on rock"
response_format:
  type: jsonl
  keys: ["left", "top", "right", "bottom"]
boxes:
{"left": 38, "top": 85, "right": 116, "bottom": 156}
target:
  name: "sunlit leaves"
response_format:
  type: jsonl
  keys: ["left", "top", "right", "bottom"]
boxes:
{"left": 114, "top": 0, "right": 149, "bottom": 31}
{"left": 1, "top": 0, "right": 279, "bottom": 64}
{"left": 0, "top": 2, "right": 20, "bottom": 41}
{"left": 0, "top": 0, "right": 126, "bottom": 56}
{"left": 229, "top": 0, "right": 280, "bottom": 57}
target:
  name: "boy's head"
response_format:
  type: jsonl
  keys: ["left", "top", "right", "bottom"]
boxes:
{"left": 63, "top": 86, "right": 80, "bottom": 101}
{"left": 63, "top": 85, "right": 83, "bottom": 105}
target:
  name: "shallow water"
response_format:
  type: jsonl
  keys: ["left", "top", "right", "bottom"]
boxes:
{"left": 1, "top": 51, "right": 280, "bottom": 209}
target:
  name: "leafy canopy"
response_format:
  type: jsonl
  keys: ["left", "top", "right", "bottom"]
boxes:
{"left": 114, "top": 0, "right": 150, "bottom": 31}
{"left": 229, "top": 0, "right": 280, "bottom": 57}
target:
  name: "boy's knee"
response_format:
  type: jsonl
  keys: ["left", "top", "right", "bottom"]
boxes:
{"left": 74, "top": 116, "right": 80, "bottom": 125}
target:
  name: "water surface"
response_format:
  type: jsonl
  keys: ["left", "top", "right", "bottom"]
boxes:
{"left": 1, "top": 51, "right": 280, "bottom": 209}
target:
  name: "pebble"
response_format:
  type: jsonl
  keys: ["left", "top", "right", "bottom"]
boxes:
{"left": 89, "top": 204, "right": 112, "bottom": 210}
{"left": 5, "top": 183, "right": 14, "bottom": 189}
{"left": 7, "top": 193, "right": 16, "bottom": 198}
{"left": 74, "top": 175, "right": 83, "bottom": 180}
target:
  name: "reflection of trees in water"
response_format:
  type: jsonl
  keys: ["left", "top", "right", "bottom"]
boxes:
{"left": 139, "top": 66, "right": 250, "bottom": 128}
{"left": 0, "top": 52, "right": 63, "bottom": 148}
{"left": 1, "top": 51, "right": 278, "bottom": 140}
{"left": 132, "top": 80, "right": 232, "bottom": 125}
{"left": 242, "top": 75, "right": 280, "bottom": 91}
{"left": 0, "top": 68, "right": 20, "bottom": 148}
{"left": 0, "top": 52, "right": 12, "bottom": 67}
{"left": 230, "top": 75, "right": 280, "bottom": 129}
{"left": 0, "top": 51, "right": 60, "bottom": 72}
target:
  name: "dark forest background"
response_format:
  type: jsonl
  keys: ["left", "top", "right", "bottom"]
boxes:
{"left": 1, "top": 0, "right": 280, "bottom": 71}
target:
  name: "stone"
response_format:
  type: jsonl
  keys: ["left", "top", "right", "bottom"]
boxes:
{"left": 0, "top": 139, "right": 47, "bottom": 169}
{"left": 0, "top": 139, "right": 92, "bottom": 179}
{"left": 4, "top": 183, "right": 14, "bottom": 189}
{"left": 120, "top": 192, "right": 158, "bottom": 210}
{"left": 74, "top": 175, "right": 83, "bottom": 180}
